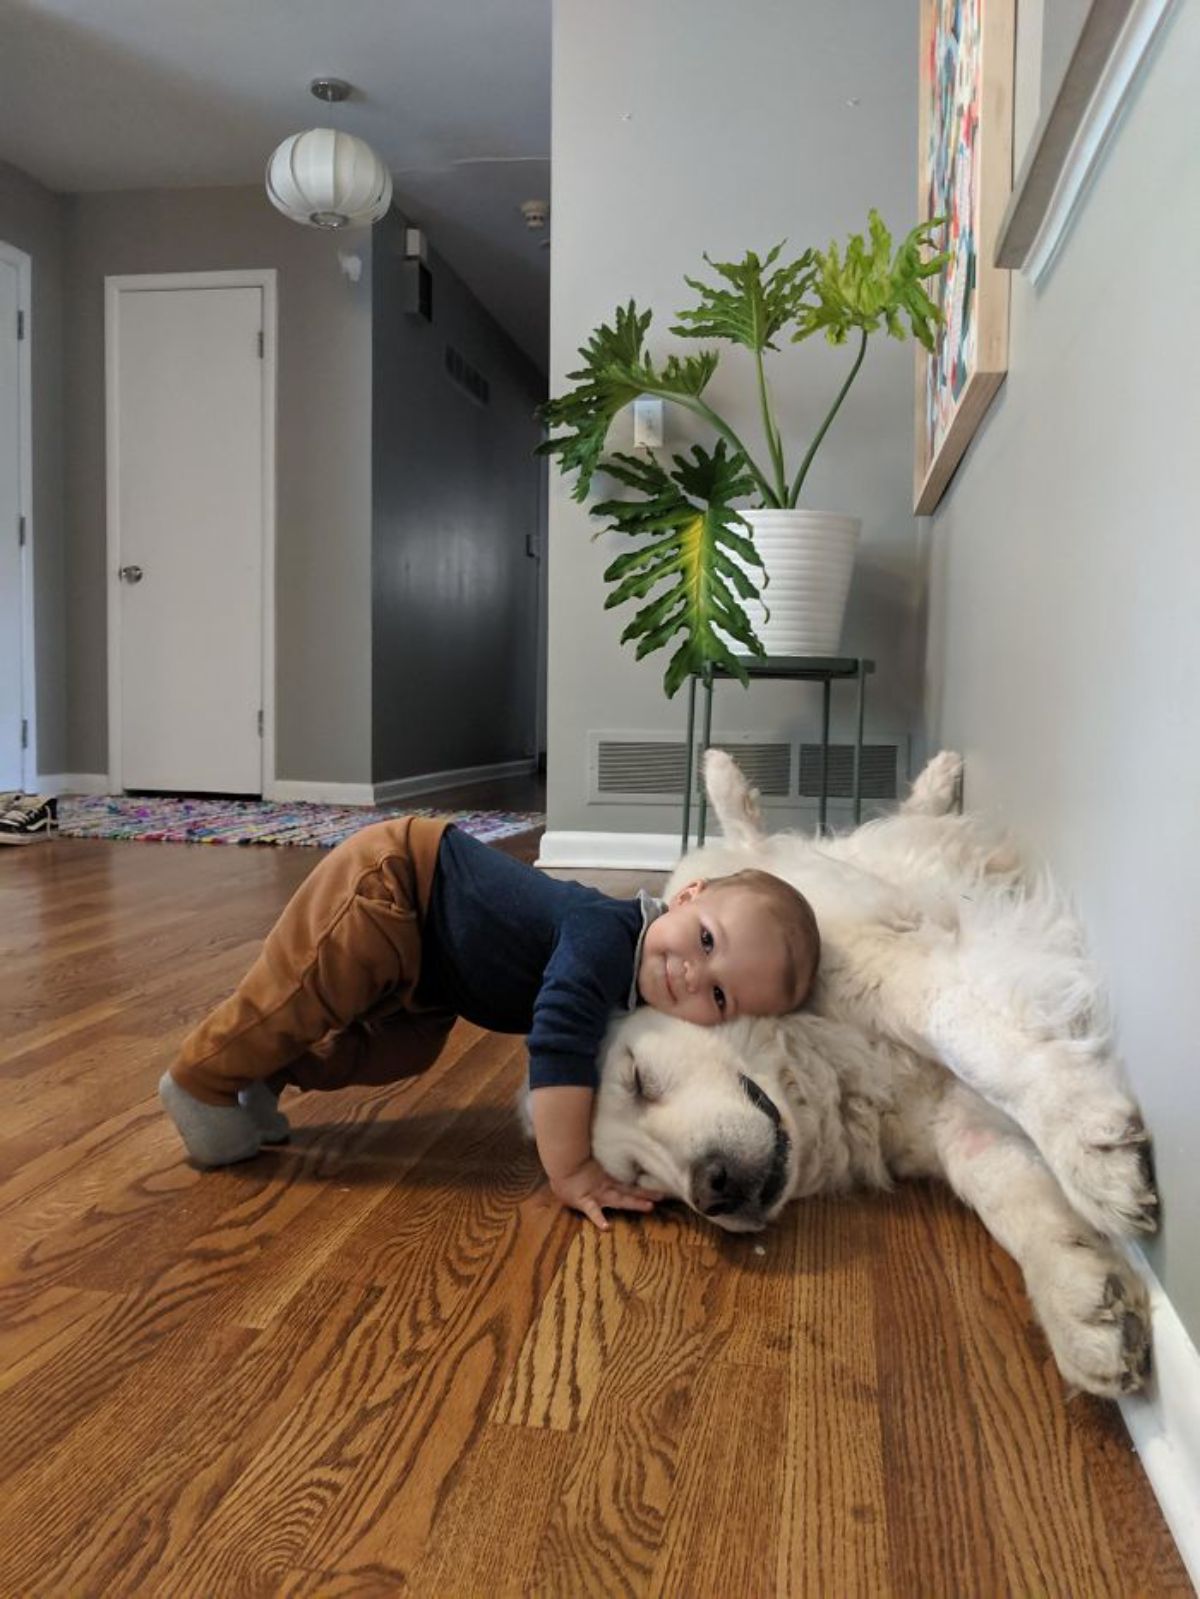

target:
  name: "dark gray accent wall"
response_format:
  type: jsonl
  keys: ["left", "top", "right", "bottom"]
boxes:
{"left": 370, "top": 209, "right": 545, "bottom": 785}
{"left": 62, "top": 185, "right": 373, "bottom": 783}
{"left": 0, "top": 160, "right": 67, "bottom": 773}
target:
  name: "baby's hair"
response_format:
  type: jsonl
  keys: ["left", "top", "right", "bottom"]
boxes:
{"left": 706, "top": 868, "right": 820, "bottom": 1009}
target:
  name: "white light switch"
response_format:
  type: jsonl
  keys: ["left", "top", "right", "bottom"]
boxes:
{"left": 633, "top": 397, "right": 664, "bottom": 449}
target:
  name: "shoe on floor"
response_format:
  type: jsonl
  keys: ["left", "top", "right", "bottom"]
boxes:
{"left": 238, "top": 1080, "right": 291, "bottom": 1143}
{"left": 0, "top": 793, "right": 59, "bottom": 845}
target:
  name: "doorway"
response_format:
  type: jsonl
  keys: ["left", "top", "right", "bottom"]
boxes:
{"left": 0, "top": 241, "right": 33, "bottom": 792}
{"left": 106, "top": 271, "right": 277, "bottom": 795}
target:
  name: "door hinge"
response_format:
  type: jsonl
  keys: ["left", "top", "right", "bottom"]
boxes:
{"left": 257, "top": 709, "right": 264, "bottom": 737}
{"left": 257, "top": 330, "right": 264, "bottom": 358}
{"left": 21, "top": 719, "right": 28, "bottom": 750}
{"left": 16, "top": 309, "right": 25, "bottom": 341}
{"left": 17, "top": 514, "right": 26, "bottom": 548}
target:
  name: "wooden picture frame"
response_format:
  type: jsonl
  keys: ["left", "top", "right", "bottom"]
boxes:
{"left": 914, "top": 0, "right": 1016, "bottom": 514}
{"left": 996, "top": 0, "right": 1181, "bottom": 282}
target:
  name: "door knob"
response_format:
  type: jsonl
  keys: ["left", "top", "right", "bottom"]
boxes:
{"left": 119, "top": 565, "right": 144, "bottom": 584}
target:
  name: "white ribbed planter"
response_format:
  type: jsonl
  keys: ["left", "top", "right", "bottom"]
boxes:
{"left": 741, "top": 509, "right": 860, "bottom": 656}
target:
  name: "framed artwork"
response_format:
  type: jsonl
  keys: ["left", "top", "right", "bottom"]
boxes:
{"left": 997, "top": 0, "right": 1181, "bottom": 282}
{"left": 914, "top": 0, "right": 1016, "bottom": 514}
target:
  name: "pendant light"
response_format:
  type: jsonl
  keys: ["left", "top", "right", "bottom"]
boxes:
{"left": 266, "top": 78, "right": 392, "bottom": 230}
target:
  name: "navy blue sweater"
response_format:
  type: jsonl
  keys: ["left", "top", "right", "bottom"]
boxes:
{"left": 415, "top": 826, "right": 662, "bottom": 1090}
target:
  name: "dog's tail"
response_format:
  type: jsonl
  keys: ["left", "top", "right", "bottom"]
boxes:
{"left": 703, "top": 748, "right": 768, "bottom": 848}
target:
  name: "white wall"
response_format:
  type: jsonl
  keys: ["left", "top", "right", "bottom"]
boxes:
{"left": 547, "top": 0, "right": 922, "bottom": 837}
{"left": 922, "top": 0, "right": 1200, "bottom": 1339}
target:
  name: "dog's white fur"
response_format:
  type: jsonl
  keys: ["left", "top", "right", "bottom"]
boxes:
{"left": 590, "top": 750, "right": 1157, "bottom": 1398}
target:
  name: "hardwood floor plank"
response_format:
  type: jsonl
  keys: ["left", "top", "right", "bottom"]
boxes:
{"left": 0, "top": 998, "right": 125, "bottom": 1073}
{"left": 490, "top": 1209, "right": 637, "bottom": 1431}
{"left": 649, "top": 1363, "right": 790, "bottom": 1599}
{"left": 405, "top": 1425, "right": 574, "bottom": 1596}
{"left": 0, "top": 1276, "right": 373, "bottom": 1598}
{"left": 930, "top": 1190, "right": 1163, "bottom": 1595}
{"left": 529, "top": 1232, "right": 739, "bottom": 1595}
{"left": 773, "top": 1196, "right": 891, "bottom": 1598}
{"left": 0, "top": 1283, "right": 116, "bottom": 1399}
{"left": 172, "top": 1192, "right": 569, "bottom": 1590}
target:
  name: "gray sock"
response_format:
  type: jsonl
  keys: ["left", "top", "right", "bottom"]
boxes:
{"left": 159, "top": 1071, "right": 261, "bottom": 1167}
{"left": 238, "top": 1080, "right": 291, "bottom": 1143}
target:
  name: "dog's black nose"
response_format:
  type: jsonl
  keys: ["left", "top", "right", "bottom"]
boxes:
{"left": 691, "top": 1154, "right": 752, "bottom": 1216}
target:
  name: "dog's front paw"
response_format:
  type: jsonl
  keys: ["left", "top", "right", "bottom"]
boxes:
{"left": 1044, "top": 1102, "right": 1158, "bottom": 1239}
{"left": 1027, "top": 1234, "right": 1152, "bottom": 1397}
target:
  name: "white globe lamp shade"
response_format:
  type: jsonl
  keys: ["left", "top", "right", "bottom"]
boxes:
{"left": 266, "top": 127, "right": 392, "bottom": 229}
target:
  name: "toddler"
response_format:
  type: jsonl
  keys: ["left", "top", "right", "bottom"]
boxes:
{"left": 159, "top": 817, "right": 820, "bottom": 1227}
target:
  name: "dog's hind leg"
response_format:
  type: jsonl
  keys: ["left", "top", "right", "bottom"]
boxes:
{"left": 703, "top": 748, "right": 768, "bottom": 847}
{"left": 902, "top": 751, "right": 963, "bottom": 816}
{"left": 932, "top": 1082, "right": 1151, "bottom": 1397}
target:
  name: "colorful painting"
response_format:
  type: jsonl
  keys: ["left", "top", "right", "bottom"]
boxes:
{"left": 914, "top": 0, "right": 1014, "bottom": 513}
{"left": 926, "top": 0, "right": 982, "bottom": 455}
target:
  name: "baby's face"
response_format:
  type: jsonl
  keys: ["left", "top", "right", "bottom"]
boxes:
{"left": 637, "top": 881, "right": 792, "bottom": 1026}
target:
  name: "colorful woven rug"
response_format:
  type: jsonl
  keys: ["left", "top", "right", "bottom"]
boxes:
{"left": 57, "top": 796, "right": 544, "bottom": 849}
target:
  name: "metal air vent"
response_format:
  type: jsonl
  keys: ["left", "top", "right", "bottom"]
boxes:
{"left": 798, "top": 742, "right": 899, "bottom": 800}
{"left": 590, "top": 734, "right": 791, "bottom": 805}
{"left": 444, "top": 345, "right": 490, "bottom": 405}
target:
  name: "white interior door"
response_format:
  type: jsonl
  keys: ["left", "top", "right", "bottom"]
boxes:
{"left": 0, "top": 256, "right": 24, "bottom": 791}
{"left": 111, "top": 282, "right": 265, "bottom": 794}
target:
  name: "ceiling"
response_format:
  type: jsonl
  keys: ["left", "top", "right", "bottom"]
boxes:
{"left": 0, "top": 0, "right": 552, "bottom": 367}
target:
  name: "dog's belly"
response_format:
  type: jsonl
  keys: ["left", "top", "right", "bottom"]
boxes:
{"left": 754, "top": 843, "right": 922, "bottom": 935}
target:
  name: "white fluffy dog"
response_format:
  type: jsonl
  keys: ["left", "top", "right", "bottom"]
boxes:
{"left": 590, "top": 750, "right": 1157, "bottom": 1397}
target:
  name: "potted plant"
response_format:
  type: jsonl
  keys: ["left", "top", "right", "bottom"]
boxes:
{"left": 540, "top": 211, "right": 946, "bottom": 695}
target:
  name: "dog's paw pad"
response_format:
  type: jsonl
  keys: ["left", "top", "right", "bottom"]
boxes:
{"left": 1031, "top": 1244, "right": 1152, "bottom": 1397}
{"left": 1048, "top": 1102, "right": 1160, "bottom": 1239}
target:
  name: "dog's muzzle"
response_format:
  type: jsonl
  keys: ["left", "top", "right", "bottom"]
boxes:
{"left": 689, "top": 1074, "right": 792, "bottom": 1229}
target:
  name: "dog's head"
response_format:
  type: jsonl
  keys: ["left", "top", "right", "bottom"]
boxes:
{"left": 591, "top": 1009, "right": 799, "bottom": 1233}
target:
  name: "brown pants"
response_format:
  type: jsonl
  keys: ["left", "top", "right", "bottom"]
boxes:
{"left": 172, "top": 816, "right": 456, "bottom": 1106}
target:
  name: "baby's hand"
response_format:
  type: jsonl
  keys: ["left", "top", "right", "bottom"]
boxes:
{"left": 550, "top": 1158, "right": 662, "bottom": 1231}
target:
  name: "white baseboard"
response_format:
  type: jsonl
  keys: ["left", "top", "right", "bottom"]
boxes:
{"left": 264, "top": 779, "right": 376, "bottom": 806}
{"left": 1120, "top": 1248, "right": 1200, "bottom": 1587}
{"left": 538, "top": 830, "right": 683, "bottom": 871}
{"left": 374, "top": 757, "right": 537, "bottom": 804}
{"left": 37, "top": 773, "right": 109, "bottom": 796}
{"left": 37, "top": 764, "right": 538, "bottom": 811}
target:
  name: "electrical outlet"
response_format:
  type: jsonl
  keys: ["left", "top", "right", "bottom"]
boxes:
{"left": 633, "top": 397, "right": 664, "bottom": 449}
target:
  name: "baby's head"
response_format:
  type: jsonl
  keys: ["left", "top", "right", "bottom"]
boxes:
{"left": 637, "top": 868, "right": 820, "bottom": 1026}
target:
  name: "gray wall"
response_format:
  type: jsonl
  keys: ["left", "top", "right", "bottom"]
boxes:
{"left": 0, "top": 160, "right": 67, "bottom": 773}
{"left": 920, "top": 0, "right": 1200, "bottom": 1338}
{"left": 63, "top": 185, "right": 374, "bottom": 784}
{"left": 370, "top": 210, "right": 545, "bottom": 784}
{"left": 546, "top": 0, "right": 922, "bottom": 836}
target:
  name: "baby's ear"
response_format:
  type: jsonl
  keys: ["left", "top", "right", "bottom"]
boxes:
{"left": 671, "top": 878, "right": 708, "bottom": 907}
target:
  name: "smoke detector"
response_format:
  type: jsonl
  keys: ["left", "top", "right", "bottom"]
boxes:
{"left": 519, "top": 199, "right": 549, "bottom": 230}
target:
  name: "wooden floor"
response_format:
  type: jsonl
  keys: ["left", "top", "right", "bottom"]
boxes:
{"left": 0, "top": 807, "right": 1189, "bottom": 1596}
